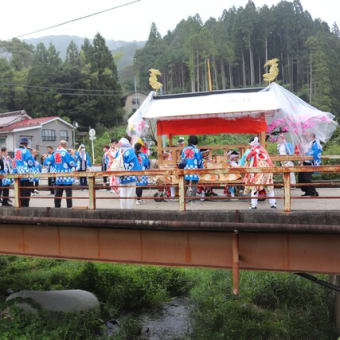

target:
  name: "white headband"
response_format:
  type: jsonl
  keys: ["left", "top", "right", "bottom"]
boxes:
{"left": 249, "top": 137, "right": 259, "bottom": 147}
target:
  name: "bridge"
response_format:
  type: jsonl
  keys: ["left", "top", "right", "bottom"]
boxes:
{"left": 1, "top": 166, "right": 340, "bottom": 300}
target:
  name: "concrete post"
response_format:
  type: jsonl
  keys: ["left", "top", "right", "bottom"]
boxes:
{"left": 14, "top": 178, "right": 20, "bottom": 208}
{"left": 179, "top": 174, "right": 186, "bottom": 211}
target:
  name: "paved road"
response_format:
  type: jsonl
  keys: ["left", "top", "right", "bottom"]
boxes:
{"left": 20, "top": 186, "right": 340, "bottom": 211}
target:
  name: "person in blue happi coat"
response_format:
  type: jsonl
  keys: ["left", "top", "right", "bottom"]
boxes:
{"left": 298, "top": 133, "right": 322, "bottom": 197}
{"left": 0, "top": 147, "right": 13, "bottom": 206}
{"left": 118, "top": 137, "right": 141, "bottom": 209}
{"left": 101, "top": 145, "right": 110, "bottom": 189}
{"left": 43, "top": 146, "right": 56, "bottom": 194}
{"left": 180, "top": 135, "right": 203, "bottom": 201}
{"left": 134, "top": 142, "right": 150, "bottom": 205}
{"left": 30, "top": 148, "right": 42, "bottom": 195}
{"left": 76, "top": 144, "right": 92, "bottom": 189}
{"left": 48, "top": 140, "right": 76, "bottom": 208}
{"left": 13, "top": 137, "right": 35, "bottom": 207}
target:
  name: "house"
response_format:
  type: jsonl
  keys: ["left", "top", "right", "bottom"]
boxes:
{"left": 122, "top": 92, "right": 147, "bottom": 121}
{"left": 0, "top": 110, "right": 75, "bottom": 155}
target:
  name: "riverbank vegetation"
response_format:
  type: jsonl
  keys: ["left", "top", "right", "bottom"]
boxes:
{"left": 0, "top": 255, "right": 337, "bottom": 339}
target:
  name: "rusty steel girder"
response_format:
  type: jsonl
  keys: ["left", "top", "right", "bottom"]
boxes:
{"left": 1, "top": 212, "right": 340, "bottom": 294}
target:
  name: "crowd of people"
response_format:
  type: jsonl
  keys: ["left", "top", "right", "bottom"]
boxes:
{"left": 0, "top": 132, "right": 322, "bottom": 210}
{"left": 0, "top": 137, "right": 95, "bottom": 208}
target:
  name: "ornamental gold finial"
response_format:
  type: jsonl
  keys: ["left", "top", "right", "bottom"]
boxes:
{"left": 149, "top": 68, "right": 163, "bottom": 91}
{"left": 263, "top": 58, "right": 279, "bottom": 83}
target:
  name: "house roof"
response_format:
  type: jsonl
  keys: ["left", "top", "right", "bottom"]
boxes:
{"left": 122, "top": 92, "right": 147, "bottom": 99}
{"left": 4, "top": 116, "right": 59, "bottom": 131}
{"left": 0, "top": 116, "right": 73, "bottom": 133}
{"left": 0, "top": 110, "right": 31, "bottom": 127}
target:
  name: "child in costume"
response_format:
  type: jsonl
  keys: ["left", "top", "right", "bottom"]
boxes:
{"left": 243, "top": 137, "right": 277, "bottom": 209}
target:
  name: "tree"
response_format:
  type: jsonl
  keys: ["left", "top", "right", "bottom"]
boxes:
{"left": 0, "top": 59, "right": 14, "bottom": 111}
{"left": 25, "top": 43, "right": 63, "bottom": 116}
{"left": 332, "top": 22, "right": 340, "bottom": 37}
{"left": 306, "top": 33, "right": 332, "bottom": 112}
{"left": 135, "top": 23, "right": 165, "bottom": 91}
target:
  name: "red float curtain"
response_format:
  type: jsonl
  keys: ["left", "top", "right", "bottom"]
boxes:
{"left": 157, "top": 116, "right": 267, "bottom": 136}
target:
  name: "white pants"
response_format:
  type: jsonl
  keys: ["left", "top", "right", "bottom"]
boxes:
{"left": 251, "top": 188, "right": 276, "bottom": 208}
{"left": 120, "top": 182, "right": 136, "bottom": 209}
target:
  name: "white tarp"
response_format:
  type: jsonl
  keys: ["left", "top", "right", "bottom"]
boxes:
{"left": 142, "top": 91, "right": 279, "bottom": 120}
{"left": 127, "top": 89, "right": 279, "bottom": 137}
{"left": 263, "top": 83, "right": 338, "bottom": 144}
{"left": 127, "top": 83, "right": 338, "bottom": 144}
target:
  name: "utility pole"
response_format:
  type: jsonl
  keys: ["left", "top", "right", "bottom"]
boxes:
{"left": 207, "top": 58, "right": 212, "bottom": 91}
{"left": 89, "top": 128, "right": 96, "bottom": 164}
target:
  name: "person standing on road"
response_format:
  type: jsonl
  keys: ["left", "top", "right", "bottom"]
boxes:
{"left": 102, "top": 145, "right": 110, "bottom": 190}
{"left": 134, "top": 142, "right": 150, "bottom": 205}
{"left": 243, "top": 137, "right": 277, "bottom": 210}
{"left": 107, "top": 138, "right": 120, "bottom": 194}
{"left": 277, "top": 134, "right": 296, "bottom": 187}
{"left": 0, "top": 147, "right": 13, "bottom": 206}
{"left": 180, "top": 135, "right": 203, "bottom": 201}
{"left": 13, "top": 137, "right": 35, "bottom": 207}
{"left": 76, "top": 144, "right": 91, "bottom": 190}
{"left": 49, "top": 140, "right": 76, "bottom": 208}
{"left": 118, "top": 137, "right": 141, "bottom": 209}
{"left": 298, "top": 133, "right": 322, "bottom": 197}
{"left": 30, "top": 148, "right": 42, "bottom": 196}
{"left": 43, "top": 146, "right": 55, "bottom": 194}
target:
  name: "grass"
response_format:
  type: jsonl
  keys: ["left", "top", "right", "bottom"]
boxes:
{"left": 188, "top": 269, "right": 337, "bottom": 339}
{"left": 0, "top": 256, "right": 192, "bottom": 339}
{"left": 0, "top": 256, "right": 337, "bottom": 339}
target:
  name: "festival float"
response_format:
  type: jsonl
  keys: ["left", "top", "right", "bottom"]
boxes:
{"left": 127, "top": 60, "right": 338, "bottom": 184}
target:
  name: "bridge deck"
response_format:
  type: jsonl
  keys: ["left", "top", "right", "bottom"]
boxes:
{"left": 19, "top": 187, "right": 340, "bottom": 211}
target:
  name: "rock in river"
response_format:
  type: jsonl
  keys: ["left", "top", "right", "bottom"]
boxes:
{"left": 6, "top": 289, "right": 99, "bottom": 314}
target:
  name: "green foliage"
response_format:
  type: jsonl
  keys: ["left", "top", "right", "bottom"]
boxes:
{"left": 0, "top": 306, "right": 105, "bottom": 340}
{"left": 83, "top": 125, "right": 126, "bottom": 160}
{"left": 0, "top": 34, "right": 123, "bottom": 130}
{"left": 189, "top": 269, "right": 336, "bottom": 339}
{"left": 198, "top": 133, "right": 252, "bottom": 147}
{"left": 72, "top": 263, "right": 192, "bottom": 312}
{"left": 0, "top": 256, "right": 337, "bottom": 338}
{"left": 134, "top": 1, "right": 340, "bottom": 120}
{"left": 0, "top": 256, "right": 192, "bottom": 338}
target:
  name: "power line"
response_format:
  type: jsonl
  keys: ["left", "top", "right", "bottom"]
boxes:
{"left": 0, "top": 83, "right": 123, "bottom": 94}
{"left": 16, "top": 0, "right": 142, "bottom": 38}
{"left": 0, "top": 86, "right": 121, "bottom": 97}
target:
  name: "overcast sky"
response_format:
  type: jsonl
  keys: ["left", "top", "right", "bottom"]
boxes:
{"left": 1, "top": 0, "right": 339, "bottom": 42}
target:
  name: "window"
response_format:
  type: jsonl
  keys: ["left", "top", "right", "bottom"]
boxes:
{"left": 132, "top": 98, "right": 140, "bottom": 105}
{"left": 60, "top": 130, "right": 69, "bottom": 141}
{"left": 0, "top": 137, "right": 6, "bottom": 146}
{"left": 41, "top": 129, "right": 56, "bottom": 141}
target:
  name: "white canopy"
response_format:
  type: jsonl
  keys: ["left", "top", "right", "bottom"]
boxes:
{"left": 127, "top": 83, "right": 338, "bottom": 144}
{"left": 127, "top": 89, "right": 279, "bottom": 137}
{"left": 142, "top": 90, "right": 279, "bottom": 120}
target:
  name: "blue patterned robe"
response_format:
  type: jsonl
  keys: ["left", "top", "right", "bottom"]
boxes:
{"left": 180, "top": 145, "right": 203, "bottom": 181}
{"left": 119, "top": 148, "right": 142, "bottom": 185}
{"left": 136, "top": 152, "right": 150, "bottom": 186}
{"left": 47, "top": 148, "right": 76, "bottom": 185}
{"left": 13, "top": 147, "right": 35, "bottom": 182}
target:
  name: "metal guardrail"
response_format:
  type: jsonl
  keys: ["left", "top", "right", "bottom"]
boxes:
{"left": 1, "top": 165, "right": 340, "bottom": 212}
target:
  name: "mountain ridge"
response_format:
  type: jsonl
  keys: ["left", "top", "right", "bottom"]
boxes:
{"left": 24, "top": 35, "right": 145, "bottom": 71}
